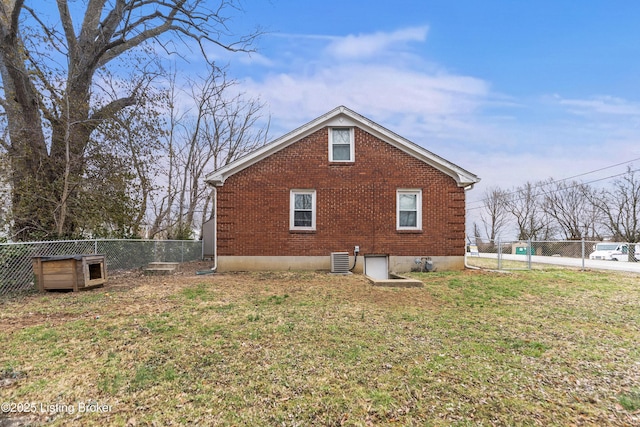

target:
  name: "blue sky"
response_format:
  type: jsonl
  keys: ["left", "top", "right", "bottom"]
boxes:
{"left": 204, "top": 0, "right": 640, "bottom": 213}
{"left": 34, "top": 1, "right": 640, "bottom": 222}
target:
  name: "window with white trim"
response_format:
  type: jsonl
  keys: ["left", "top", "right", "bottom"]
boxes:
{"left": 290, "top": 190, "right": 316, "bottom": 230}
{"left": 329, "top": 127, "right": 354, "bottom": 162}
{"left": 397, "top": 189, "right": 422, "bottom": 230}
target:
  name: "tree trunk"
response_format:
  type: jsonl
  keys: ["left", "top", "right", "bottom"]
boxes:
{"left": 48, "top": 82, "right": 93, "bottom": 236}
{"left": 0, "top": 33, "right": 52, "bottom": 239}
{"left": 0, "top": 0, "right": 259, "bottom": 240}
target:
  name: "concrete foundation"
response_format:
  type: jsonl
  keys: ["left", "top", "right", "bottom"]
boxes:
{"left": 215, "top": 255, "right": 465, "bottom": 273}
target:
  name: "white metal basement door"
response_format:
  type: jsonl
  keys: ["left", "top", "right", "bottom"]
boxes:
{"left": 364, "top": 255, "right": 389, "bottom": 280}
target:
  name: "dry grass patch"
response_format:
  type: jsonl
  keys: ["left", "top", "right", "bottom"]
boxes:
{"left": 1, "top": 265, "right": 639, "bottom": 426}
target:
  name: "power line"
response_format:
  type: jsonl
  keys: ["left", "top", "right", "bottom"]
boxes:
{"left": 466, "top": 157, "right": 640, "bottom": 210}
{"left": 466, "top": 167, "right": 640, "bottom": 212}
{"left": 580, "top": 167, "right": 640, "bottom": 187}
{"left": 554, "top": 156, "right": 640, "bottom": 183}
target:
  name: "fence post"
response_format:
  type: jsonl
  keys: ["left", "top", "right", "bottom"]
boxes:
{"left": 497, "top": 238, "right": 502, "bottom": 270}
{"left": 581, "top": 238, "right": 585, "bottom": 271}
{"left": 528, "top": 238, "right": 532, "bottom": 270}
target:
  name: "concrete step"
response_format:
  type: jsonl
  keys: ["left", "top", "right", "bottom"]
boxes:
{"left": 147, "top": 262, "right": 180, "bottom": 269}
{"left": 144, "top": 262, "right": 180, "bottom": 275}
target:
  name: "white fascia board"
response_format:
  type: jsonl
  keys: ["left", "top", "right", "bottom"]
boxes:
{"left": 205, "top": 106, "right": 348, "bottom": 186}
{"left": 205, "top": 135, "right": 295, "bottom": 186}
{"left": 339, "top": 107, "right": 480, "bottom": 188}
{"left": 205, "top": 105, "right": 480, "bottom": 188}
{"left": 360, "top": 120, "right": 480, "bottom": 188}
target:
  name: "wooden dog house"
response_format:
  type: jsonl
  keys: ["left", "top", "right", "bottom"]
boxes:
{"left": 32, "top": 254, "right": 107, "bottom": 292}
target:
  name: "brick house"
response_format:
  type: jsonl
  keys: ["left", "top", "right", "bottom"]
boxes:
{"left": 204, "top": 106, "right": 480, "bottom": 275}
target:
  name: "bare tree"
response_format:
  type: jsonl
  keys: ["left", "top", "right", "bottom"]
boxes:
{"left": 541, "top": 179, "right": 603, "bottom": 240}
{"left": 149, "top": 66, "right": 269, "bottom": 239}
{"left": 479, "top": 186, "right": 510, "bottom": 244}
{"left": 84, "top": 67, "right": 168, "bottom": 237}
{"left": 590, "top": 166, "right": 640, "bottom": 261}
{"left": 0, "top": 0, "right": 259, "bottom": 240}
{"left": 507, "top": 181, "right": 553, "bottom": 240}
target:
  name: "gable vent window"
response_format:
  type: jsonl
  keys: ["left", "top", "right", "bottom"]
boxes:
{"left": 290, "top": 189, "right": 316, "bottom": 231}
{"left": 329, "top": 127, "right": 354, "bottom": 162}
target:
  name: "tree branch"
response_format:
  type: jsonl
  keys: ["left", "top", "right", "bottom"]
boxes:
{"left": 0, "top": 0, "right": 24, "bottom": 37}
{"left": 21, "top": 46, "right": 63, "bottom": 124}
{"left": 56, "top": 0, "right": 78, "bottom": 62}
{"left": 89, "top": 96, "right": 137, "bottom": 127}
{"left": 79, "top": 0, "right": 110, "bottom": 46}
{"left": 93, "top": 0, "right": 261, "bottom": 69}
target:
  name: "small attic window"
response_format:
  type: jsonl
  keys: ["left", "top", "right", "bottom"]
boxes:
{"left": 329, "top": 127, "right": 354, "bottom": 162}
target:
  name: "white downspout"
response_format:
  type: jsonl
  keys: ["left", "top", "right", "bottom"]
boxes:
{"left": 211, "top": 186, "right": 218, "bottom": 272}
{"left": 464, "top": 234, "right": 481, "bottom": 271}
{"left": 463, "top": 184, "right": 480, "bottom": 270}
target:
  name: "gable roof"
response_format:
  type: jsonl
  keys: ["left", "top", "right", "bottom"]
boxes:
{"left": 205, "top": 105, "right": 480, "bottom": 188}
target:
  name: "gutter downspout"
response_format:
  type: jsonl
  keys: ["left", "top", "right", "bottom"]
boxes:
{"left": 463, "top": 182, "right": 480, "bottom": 270}
{"left": 211, "top": 186, "right": 218, "bottom": 272}
{"left": 464, "top": 234, "right": 480, "bottom": 270}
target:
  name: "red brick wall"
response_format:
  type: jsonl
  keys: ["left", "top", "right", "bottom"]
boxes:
{"left": 216, "top": 127, "right": 467, "bottom": 257}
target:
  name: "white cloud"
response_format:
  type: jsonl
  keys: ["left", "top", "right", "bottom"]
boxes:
{"left": 558, "top": 95, "right": 640, "bottom": 116}
{"left": 325, "top": 26, "right": 429, "bottom": 59}
{"left": 237, "top": 51, "right": 275, "bottom": 67}
{"left": 242, "top": 63, "right": 492, "bottom": 146}
{"left": 233, "top": 26, "right": 640, "bottom": 202}
{"left": 240, "top": 26, "right": 493, "bottom": 142}
{"left": 250, "top": 64, "right": 487, "bottom": 113}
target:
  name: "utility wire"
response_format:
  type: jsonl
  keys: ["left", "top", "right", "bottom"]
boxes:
{"left": 559, "top": 156, "right": 640, "bottom": 182}
{"left": 466, "top": 167, "right": 640, "bottom": 212}
{"left": 466, "top": 157, "right": 640, "bottom": 211}
{"left": 466, "top": 166, "right": 640, "bottom": 212}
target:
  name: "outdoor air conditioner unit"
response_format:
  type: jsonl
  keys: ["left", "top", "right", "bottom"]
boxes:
{"left": 330, "top": 252, "right": 350, "bottom": 274}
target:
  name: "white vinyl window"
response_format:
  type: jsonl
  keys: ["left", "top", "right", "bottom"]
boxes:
{"left": 329, "top": 127, "right": 354, "bottom": 162}
{"left": 290, "top": 190, "right": 316, "bottom": 230}
{"left": 397, "top": 189, "right": 422, "bottom": 230}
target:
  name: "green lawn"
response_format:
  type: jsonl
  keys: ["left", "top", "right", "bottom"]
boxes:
{"left": 1, "top": 267, "right": 639, "bottom": 426}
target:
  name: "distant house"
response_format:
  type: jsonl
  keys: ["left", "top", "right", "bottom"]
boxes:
{"left": 204, "top": 106, "right": 480, "bottom": 275}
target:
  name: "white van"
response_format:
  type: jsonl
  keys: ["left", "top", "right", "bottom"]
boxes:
{"left": 589, "top": 242, "right": 637, "bottom": 261}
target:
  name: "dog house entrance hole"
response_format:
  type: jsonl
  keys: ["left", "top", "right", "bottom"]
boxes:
{"left": 89, "top": 262, "right": 103, "bottom": 280}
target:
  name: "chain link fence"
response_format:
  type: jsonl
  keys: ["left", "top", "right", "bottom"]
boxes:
{"left": 0, "top": 239, "right": 203, "bottom": 296}
{"left": 466, "top": 239, "right": 640, "bottom": 271}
